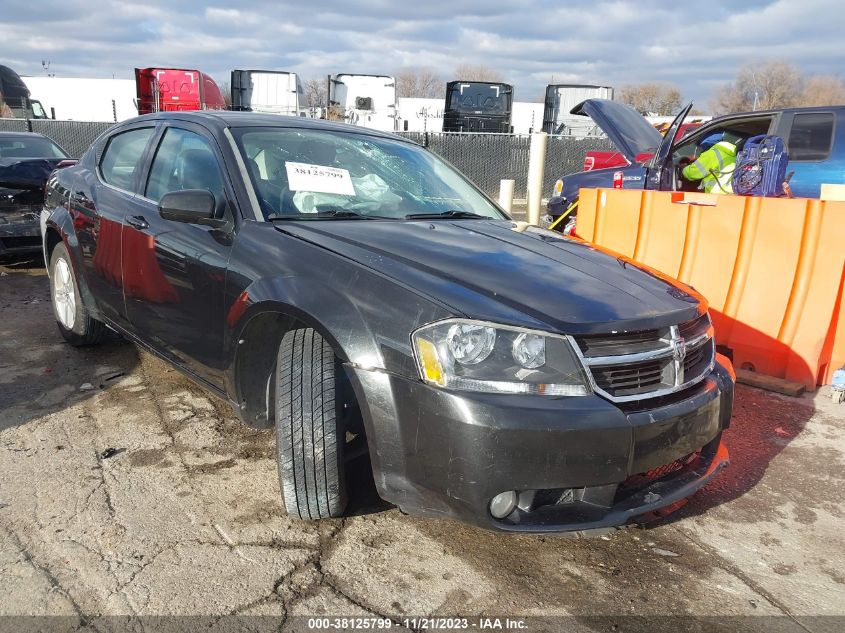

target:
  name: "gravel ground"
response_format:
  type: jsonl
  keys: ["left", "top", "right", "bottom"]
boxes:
{"left": 1, "top": 255, "right": 843, "bottom": 632}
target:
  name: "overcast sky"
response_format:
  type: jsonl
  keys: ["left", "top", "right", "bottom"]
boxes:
{"left": 1, "top": 0, "right": 840, "bottom": 108}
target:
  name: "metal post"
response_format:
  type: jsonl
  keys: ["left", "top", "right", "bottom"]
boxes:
{"left": 526, "top": 131, "right": 548, "bottom": 225}
{"left": 498, "top": 179, "right": 515, "bottom": 213}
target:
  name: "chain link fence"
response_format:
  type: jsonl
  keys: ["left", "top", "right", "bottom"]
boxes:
{"left": 0, "top": 118, "right": 114, "bottom": 157}
{"left": 1, "top": 119, "right": 615, "bottom": 199}
{"left": 398, "top": 131, "right": 614, "bottom": 199}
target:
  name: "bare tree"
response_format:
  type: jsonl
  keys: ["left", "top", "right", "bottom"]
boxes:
{"left": 799, "top": 75, "right": 845, "bottom": 107}
{"left": 452, "top": 64, "right": 505, "bottom": 83}
{"left": 395, "top": 68, "right": 444, "bottom": 98}
{"left": 303, "top": 78, "right": 328, "bottom": 108}
{"left": 618, "top": 83, "right": 683, "bottom": 115}
{"left": 218, "top": 80, "right": 232, "bottom": 108}
{"left": 712, "top": 60, "right": 803, "bottom": 114}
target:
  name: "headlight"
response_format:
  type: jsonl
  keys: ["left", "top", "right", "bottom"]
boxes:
{"left": 553, "top": 179, "right": 564, "bottom": 196}
{"left": 412, "top": 319, "right": 590, "bottom": 396}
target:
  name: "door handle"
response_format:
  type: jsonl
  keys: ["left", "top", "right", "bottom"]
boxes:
{"left": 126, "top": 215, "right": 149, "bottom": 230}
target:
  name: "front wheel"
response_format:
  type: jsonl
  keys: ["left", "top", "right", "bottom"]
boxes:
{"left": 274, "top": 328, "right": 347, "bottom": 520}
{"left": 49, "top": 242, "right": 106, "bottom": 346}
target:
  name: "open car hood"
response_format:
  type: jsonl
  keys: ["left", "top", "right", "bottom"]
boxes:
{"left": 570, "top": 99, "right": 664, "bottom": 163}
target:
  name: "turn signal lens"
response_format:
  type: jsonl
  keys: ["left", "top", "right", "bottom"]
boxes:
{"left": 416, "top": 339, "right": 445, "bottom": 386}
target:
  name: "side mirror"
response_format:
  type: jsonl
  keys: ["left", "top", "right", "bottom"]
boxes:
{"left": 158, "top": 189, "right": 221, "bottom": 226}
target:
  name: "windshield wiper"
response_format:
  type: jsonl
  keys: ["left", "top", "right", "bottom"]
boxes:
{"left": 267, "top": 210, "right": 385, "bottom": 221}
{"left": 404, "top": 210, "right": 488, "bottom": 220}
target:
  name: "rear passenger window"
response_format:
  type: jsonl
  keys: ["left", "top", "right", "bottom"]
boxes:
{"left": 99, "top": 128, "right": 155, "bottom": 191}
{"left": 788, "top": 113, "right": 834, "bottom": 161}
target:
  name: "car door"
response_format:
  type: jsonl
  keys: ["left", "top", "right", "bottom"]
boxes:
{"left": 121, "top": 122, "right": 236, "bottom": 387}
{"left": 75, "top": 124, "right": 157, "bottom": 326}
{"left": 776, "top": 110, "right": 838, "bottom": 198}
{"left": 646, "top": 102, "right": 693, "bottom": 191}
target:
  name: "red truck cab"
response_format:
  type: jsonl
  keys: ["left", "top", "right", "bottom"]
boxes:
{"left": 135, "top": 68, "right": 226, "bottom": 115}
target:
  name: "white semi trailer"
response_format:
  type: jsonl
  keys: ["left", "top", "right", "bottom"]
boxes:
{"left": 329, "top": 74, "right": 396, "bottom": 132}
{"left": 230, "top": 70, "right": 305, "bottom": 116}
{"left": 542, "top": 84, "right": 614, "bottom": 134}
{"left": 20, "top": 76, "right": 136, "bottom": 121}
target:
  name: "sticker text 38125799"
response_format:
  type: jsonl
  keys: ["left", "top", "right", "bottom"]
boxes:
{"left": 285, "top": 162, "right": 356, "bottom": 196}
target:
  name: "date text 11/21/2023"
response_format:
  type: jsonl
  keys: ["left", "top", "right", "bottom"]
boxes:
{"left": 306, "top": 617, "right": 528, "bottom": 630}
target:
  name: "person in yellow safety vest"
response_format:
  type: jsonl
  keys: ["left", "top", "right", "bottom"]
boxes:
{"left": 681, "top": 131, "right": 743, "bottom": 194}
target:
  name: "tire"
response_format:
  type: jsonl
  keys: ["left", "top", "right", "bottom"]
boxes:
{"left": 275, "top": 328, "right": 347, "bottom": 519}
{"left": 49, "top": 242, "right": 106, "bottom": 346}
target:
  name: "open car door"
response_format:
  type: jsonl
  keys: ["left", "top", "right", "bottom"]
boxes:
{"left": 646, "top": 102, "right": 693, "bottom": 191}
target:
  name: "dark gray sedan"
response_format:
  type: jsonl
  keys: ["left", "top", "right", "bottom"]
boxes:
{"left": 41, "top": 111, "right": 734, "bottom": 532}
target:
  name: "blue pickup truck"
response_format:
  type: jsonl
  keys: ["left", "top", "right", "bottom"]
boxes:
{"left": 546, "top": 99, "right": 845, "bottom": 229}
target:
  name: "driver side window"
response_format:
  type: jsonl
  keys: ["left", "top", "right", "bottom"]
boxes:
{"left": 145, "top": 127, "right": 226, "bottom": 205}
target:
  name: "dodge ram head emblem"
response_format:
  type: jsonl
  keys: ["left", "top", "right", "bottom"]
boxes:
{"left": 671, "top": 330, "right": 686, "bottom": 385}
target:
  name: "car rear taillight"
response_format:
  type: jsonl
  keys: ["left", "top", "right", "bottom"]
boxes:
{"left": 583, "top": 156, "right": 595, "bottom": 171}
{"left": 613, "top": 171, "right": 624, "bottom": 189}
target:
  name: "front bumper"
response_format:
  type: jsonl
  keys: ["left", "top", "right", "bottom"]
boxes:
{"left": 0, "top": 207, "right": 41, "bottom": 255}
{"left": 350, "top": 357, "right": 734, "bottom": 533}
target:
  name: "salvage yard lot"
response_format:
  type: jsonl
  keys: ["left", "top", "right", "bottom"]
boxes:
{"left": 1, "top": 258, "right": 843, "bottom": 631}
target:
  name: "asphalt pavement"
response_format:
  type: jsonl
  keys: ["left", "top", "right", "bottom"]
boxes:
{"left": 1, "top": 256, "right": 843, "bottom": 632}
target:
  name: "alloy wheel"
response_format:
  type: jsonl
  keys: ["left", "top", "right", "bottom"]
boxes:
{"left": 53, "top": 257, "right": 76, "bottom": 329}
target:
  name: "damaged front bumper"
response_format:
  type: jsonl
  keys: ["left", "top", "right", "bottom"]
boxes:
{"left": 350, "top": 357, "right": 734, "bottom": 533}
{"left": 0, "top": 204, "right": 42, "bottom": 255}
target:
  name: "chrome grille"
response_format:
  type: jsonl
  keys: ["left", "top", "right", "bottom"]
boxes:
{"left": 572, "top": 314, "right": 715, "bottom": 402}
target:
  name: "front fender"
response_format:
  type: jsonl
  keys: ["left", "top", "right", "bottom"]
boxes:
{"left": 228, "top": 275, "right": 384, "bottom": 369}
{"left": 222, "top": 267, "right": 453, "bottom": 402}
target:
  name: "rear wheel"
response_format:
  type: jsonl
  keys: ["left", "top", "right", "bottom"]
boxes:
{"left": 49, "top": 242, "right": 105, "bottom": 346}
{"left": 274, "top": 328, "right": 347, "bottom": 519}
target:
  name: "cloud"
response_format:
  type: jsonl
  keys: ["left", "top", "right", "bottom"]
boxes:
{"left": 0, "top": 0, "right": 839, "bottom": 108}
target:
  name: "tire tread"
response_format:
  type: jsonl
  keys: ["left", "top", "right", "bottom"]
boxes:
{"left": 275, "top": 327, "right": 345, "bottom": 519}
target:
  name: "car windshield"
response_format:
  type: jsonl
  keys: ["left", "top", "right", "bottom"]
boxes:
{"left": 233, "top": 127, "right": 507, "bottom": 221}
{"left": 0, "top": 137, "right": 67, "bottom": 159}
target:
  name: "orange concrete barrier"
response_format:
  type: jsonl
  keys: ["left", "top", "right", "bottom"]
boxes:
{"left": 577, "top": 188, "right": 845, "bottom": 389}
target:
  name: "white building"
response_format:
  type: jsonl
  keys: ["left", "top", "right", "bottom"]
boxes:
{"left": 21, "top": 76, "right": 137, "bottom": 122}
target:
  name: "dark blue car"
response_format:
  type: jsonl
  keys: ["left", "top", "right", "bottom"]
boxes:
{"left": 547, "top": 99, "right": 845, "bottom": 228}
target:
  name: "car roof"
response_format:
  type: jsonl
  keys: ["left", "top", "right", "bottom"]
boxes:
{"left": 0, "top": 130, "right": 51, "bottom": 140}
{"left": 713, "top": 104, "right": 845, "bottom": 119}
{"left": 112, "top": 111, "right": 410, "bottom": 142}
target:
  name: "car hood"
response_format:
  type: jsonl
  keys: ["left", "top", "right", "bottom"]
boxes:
{"left": 0, "top": 157, "right": 65, "bottom": 190}
{"left": 570, "top": 99, "right": 663, "bottom": 163}
{"left": 276, "top": 220, "right": 704, "bottom": 334}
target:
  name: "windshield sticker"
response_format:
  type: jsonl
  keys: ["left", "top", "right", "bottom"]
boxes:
{"left": 285, "top": 162, "right": 355, "bottom": 196}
